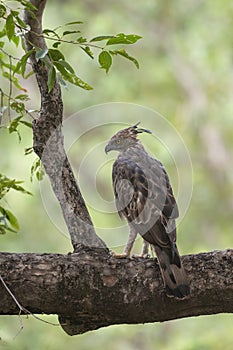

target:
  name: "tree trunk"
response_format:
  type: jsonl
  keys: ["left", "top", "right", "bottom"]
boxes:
{"left": 23, "top": 0, "right": 106, "bottom": 251}
{"left": 0, "top": 249, "right": 232, "bottom": 335}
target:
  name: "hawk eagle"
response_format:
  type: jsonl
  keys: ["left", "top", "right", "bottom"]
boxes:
{"left": 105, "top": 122, "right": 190, "bottom": 299}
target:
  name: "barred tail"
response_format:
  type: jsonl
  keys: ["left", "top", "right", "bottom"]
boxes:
{"left": 153, "top": 244, "right": 190, "bottom": 299}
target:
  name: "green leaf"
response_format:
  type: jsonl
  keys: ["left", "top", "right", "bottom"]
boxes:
{"left": 35, "top": 49, "right": 48, "bottom": 62}
{"left": 48, "top": 49, "right": 65, "bottom": 61}
{"left": 47, "top": 65, "right": 56, "bottom": 92}
{"left": 53, "top": 41, "right": 62, "bottom": 48}
{"left": 53, "top": 61, "right": 67, "bottom": 76}
{"left": 5, "top": 14, "right": 15, "bottom": 41}
{"left": 0, "top": 207, "right": 19, "bottom": 232}
{"left": 90, "top": 35, "right": 115, "bottom": 42}
{"left": 3, "top": 226, "right": 18, "bottom": 233}
{"left": 30, "top": 158, "right": 45, "bottom": 182}
{"left": 25, "top": 147, "right": 33, "bottom": 155}
{"left": 0, "top": 4, "right": 6, "bottom": 18}
{"left": 15, "top": 94, "right": 30, "bottom": 101}
{"left": 10, "top": 101, "right": 25, "bottom": 113}
{"left": 14, "top": 16, "right": 27, "bottom": 29}
{"left": 15, "top": 0, "right": 37, "bottom": 11}
{"left": 17, "top": 49, "right": 34, "bottom": 76}
{"left": 11, "top": 183, "right": 32, "bottom": 195}
{"left": 80, "top": 46, "right": 94, "bottom": 59}
{"left": 8, "top": 115, "right": 32, "bottom": 139}
{"left": 106, "top": 33, "right": 142, "bottom": 46}
{"left": 98, "top": 51, "right": 112, "bottom": 73}
{"left": 11, "top": 34, "right": 20, "bottom": 47}
{"left": 0, "top": 175, "right": 32, "bottom": 197}
{"left": 53, "top": 61, "right": 92, "bottom": 90}
{"left": 54, "top": 60, "right": 75, "bottom": 73}
{"left": 11, "top": 10, "right": 19, "bottom": 17}
{"left": 0, "top": 207, "right": 7, "bottom": 218}
{"left": 0, "top": 207, "right": 19, "bottom": 233}
{"left": 36, "top": 169, "right": 45, "bottom": 181}
{"left": 19, "top": 120, "right": 32, "bottom": 128}
{"left": 14, "top": 50, "right": 31, "bottom": 77}
{"left": 8, "top": 116, "right": 21, "bottom": 134}
{"left": 5, "top": 209, "right": 19, "bottom": 230}
{"left": 110, "top": 49, "right": 139, "bottom": 69}
{"left": 76, "top": 36, "right": 87, "bottom": 43}
{"left": 43, "top": 29, "right": 60, "bottom": 39}
{"left": 0, "top": 226, "right": 6, "bottom": 235}
{"left": 20, "top": 35, "right": 26, "bottom": 51}
{"left": 24, "top": 70, "right": 34, "bottom": 79}
{"left": 62, "top": 30, "right": 80, "bottom": 36}
{"left": 65, "top": 21, "right": 83, "bottom": 26}
{"left": 63, "top": 72, "right": 93, "bottom": 90}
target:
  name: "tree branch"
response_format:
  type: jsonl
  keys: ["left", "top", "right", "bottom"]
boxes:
{"left": 0, "top": 249, "right": 232, "bottom": 335}
{"left": 23, "top": 1, "right": 106, "bottom": 250}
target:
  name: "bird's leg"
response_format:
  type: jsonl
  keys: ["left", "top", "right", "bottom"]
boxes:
{"left": 132, "top": 240, "right": 150, "bottom": 258}
{"left": 112, "top": 226, "right": 137, "bottom": 258}
{"left": 140, "top": 240, "right": 150, "bottom": 257}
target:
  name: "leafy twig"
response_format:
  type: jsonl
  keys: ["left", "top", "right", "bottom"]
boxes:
{"left": 0, "top": 88, "right": 36, "bottom": 120}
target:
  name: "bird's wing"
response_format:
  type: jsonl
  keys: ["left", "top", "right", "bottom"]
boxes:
{"left": 112, "top": 156, "right": 178, "bottom": 228}
{"left": 112, "top": 159, "right": 147, "bottom": 221}
{"left": 149, "top": 158, "right": 179, "bottom": 219}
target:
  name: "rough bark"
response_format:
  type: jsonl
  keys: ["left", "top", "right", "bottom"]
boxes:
{"left": 23, "top": 0, "right": 106, "bottom": 251}
{"left": 0, "top": 249, "right": 232, "bottom": 335}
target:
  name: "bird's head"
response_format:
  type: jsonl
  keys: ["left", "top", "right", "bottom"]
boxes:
{"left": 105, "top": 122, "right": 152, "bottom": 153}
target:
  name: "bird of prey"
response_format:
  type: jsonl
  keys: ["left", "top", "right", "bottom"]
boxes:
{"left": 105, "top": 122, "right": 190, "bottom": 299}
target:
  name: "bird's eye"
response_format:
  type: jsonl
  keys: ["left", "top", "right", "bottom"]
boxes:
{"left": 116, "top": 140, "right": 121, "bottom": 144}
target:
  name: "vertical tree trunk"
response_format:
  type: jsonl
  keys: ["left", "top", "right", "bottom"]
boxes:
{"left": 23, "top": 0, "right": 107, "bottom": 251}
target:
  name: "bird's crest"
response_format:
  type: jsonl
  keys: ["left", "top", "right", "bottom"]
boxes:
{"left": 114, "top": 122, "right": 152, "bottom": 139}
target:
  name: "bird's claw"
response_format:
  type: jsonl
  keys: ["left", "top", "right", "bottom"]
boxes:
{"left": 111, "top": 251, "right": 131, "bottom": 259}
{"left": 132, "top": 253, "right": 150, "bottom": 259}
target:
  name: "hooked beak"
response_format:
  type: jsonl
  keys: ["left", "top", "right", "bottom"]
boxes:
{"left": 105, "top": 143, "right": 111, "bottom": 154}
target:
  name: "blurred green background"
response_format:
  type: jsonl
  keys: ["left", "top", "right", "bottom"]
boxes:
{"left": 1, "top": 0, "right": 233, "bottom": 348}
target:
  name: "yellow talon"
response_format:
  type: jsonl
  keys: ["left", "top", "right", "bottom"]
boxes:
{"left": 111, "top": 251, "right": 130, "bottom": 259}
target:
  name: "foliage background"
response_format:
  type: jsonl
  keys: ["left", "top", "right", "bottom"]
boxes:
{"left": 0, "top": 0, "right": 233, "bottom": 349}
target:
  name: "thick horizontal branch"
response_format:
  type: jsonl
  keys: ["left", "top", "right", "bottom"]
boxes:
{"left": 0, "top": 248, "right": 232, "bottom": 335}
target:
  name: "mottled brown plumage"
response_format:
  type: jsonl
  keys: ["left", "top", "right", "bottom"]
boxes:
{"left": 105, "top": 122, "right": 190, "bottom": 299}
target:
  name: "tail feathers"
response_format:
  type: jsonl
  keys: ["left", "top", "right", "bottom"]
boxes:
{"left": 153, "top": 245, "right": 190, "bottom": 299}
